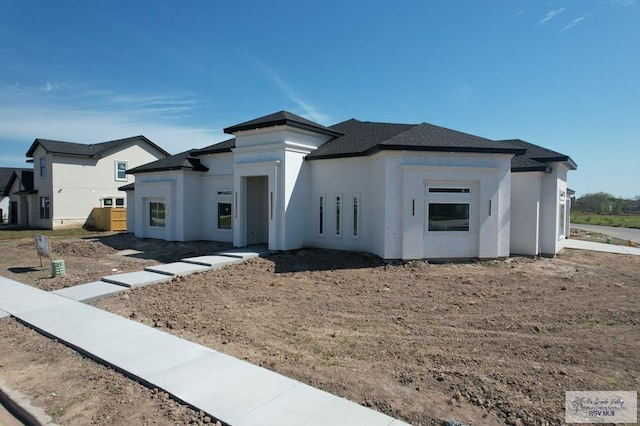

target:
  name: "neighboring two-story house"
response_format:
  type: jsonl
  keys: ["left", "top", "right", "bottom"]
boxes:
{"left": 20, "top": 136, "right": 169, "bottom": 229}
{"left": 0, "top": 167, "right": 32, "bottom": 224}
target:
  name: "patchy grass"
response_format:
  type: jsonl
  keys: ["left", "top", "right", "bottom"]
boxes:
{"left": 571, "top": 213, "right": 640, "bottom": 228}
{"left": 0, "top": 226, "right": 112, "bottom": 240}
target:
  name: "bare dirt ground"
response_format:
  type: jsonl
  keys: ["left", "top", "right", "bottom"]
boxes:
{"left": 1, "top": 231, "right": 639, "bottom": 425}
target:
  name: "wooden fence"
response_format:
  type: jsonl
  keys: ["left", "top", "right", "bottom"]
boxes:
{"left": 92, "top": 207, "right": 127, "bottom": 231}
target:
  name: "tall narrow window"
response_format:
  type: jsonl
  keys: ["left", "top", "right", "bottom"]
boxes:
{"left": 39, "top": 158, "right": 46, "bottom": 177}
{"left": 319, "top": 195, "right": 325, "bottom": 235}
{"left": 39, "top": 196, "right": 50, "bottom": 219}
{"left": 559, "top": 204, "right": 566, "bottom": 239}
{"left": 217, "top": 190, "right": 232, "bottom": 230}
{"left": 335, "top": 195, "right": 342, "bottom": 236}
{"left": 149, "top": 201, "right": 166, "bottom": 228}
{"left": 115, "top": 161, "right": 128, "bottom": 181}
{"left": 352, "top": 194, "right": 360, "bottom": 238}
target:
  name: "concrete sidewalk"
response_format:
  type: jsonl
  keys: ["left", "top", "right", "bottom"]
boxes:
{"left": 564, "top": 238, "right": 640, "bottom": 255}
{"left": 0, "top": 276, "right": 409, "bottom": 426}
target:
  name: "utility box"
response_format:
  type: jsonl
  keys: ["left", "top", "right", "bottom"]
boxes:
{"left": 92, "top": 207, "right": 127, "bottom": 231}
{"left": 51, "top": 259, "right": 66, "bottom": 277}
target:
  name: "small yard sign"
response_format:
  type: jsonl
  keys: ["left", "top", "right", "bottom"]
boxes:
{"left": 35, "top": 234, "right": 52, "bottom": 266}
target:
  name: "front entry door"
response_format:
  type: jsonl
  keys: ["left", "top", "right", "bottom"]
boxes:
{"left": 246, "top": 176, "right": 268, "bottom": 245}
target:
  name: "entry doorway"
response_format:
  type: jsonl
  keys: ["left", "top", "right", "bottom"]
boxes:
{"left": 245, "top": 176, "right": 268, "bottom": 245}
{"left": 10, "top": 202, "right": 17, "bottom": 224}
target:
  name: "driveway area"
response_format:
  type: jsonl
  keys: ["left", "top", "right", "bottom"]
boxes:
{"left": 571, "top": 223, "right": 640, "bottom": 244}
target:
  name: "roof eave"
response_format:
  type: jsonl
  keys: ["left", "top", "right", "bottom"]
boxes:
{"left": 192, "top": 147, "right": 233, "bottom": 156}
{"left": 512, "top": 166, "right": 550, "bottom": 173}
{"left": 127, "top": 165, "right": 209, "bottom": 174}
{"left": 533, "top": 156, "right": 578, "bottom": 170}
{"left": 224, "top": 120, "right": 342, "bottom": 137}
{"left": 379, "top": 145, "right": 526, "bottom": 155}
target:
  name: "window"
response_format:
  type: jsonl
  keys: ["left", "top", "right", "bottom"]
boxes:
{"left": 115, "top": 161, "right": 128, "bottom": 181}
{"left": 217, "top": 190, "right": 232, "bottom": 230}
{"left": 428, "top": 188, "right": 470, "bottom": 193}
{"left": 559, "top": 204, "right": 566, "bottom": 239}
{"left": 39, "top": 196, "right": 50, "bottom": 219}
{"left": 318, "top": 195, "right": 325, "bottom": 235}
{"left": 149, "top": 201, "right": 166, "bottom": 227}
{"left": 218, "top": 203, "right": 232, "bottom": 229}
{"left": 335, "top": 194, "right": 342, "bottom": 236}
{"left": 428, "top": 203, "right": 470, "bottom": 231}
{"left": 352, "top": 194, "right": 360, "bottom": 238}
{"left": 115, "top": 198, "right": 125, "bottom": 207}
{"left": 39, "top": 158, "right": 46, "bottom": 177}
{"left": 103, "top": 198, "right": 114, "bottom": 207}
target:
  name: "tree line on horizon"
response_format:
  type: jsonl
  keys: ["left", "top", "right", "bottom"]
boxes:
{"left": 573, "top": 192, "right": 640, "bottom": 215}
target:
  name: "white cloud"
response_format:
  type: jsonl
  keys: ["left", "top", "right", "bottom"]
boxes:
{"left": 40, "top": 82, "right": 61, "bottom": 92}
{"left": 562, "top": 14, "right": 588, "bottom": 31}
{"left": 0, "top": 83, "right": 226, "bottom": 157}
{"left": 540, "top": 8, "right": 566, "bottom": 24}
{"left": 256, "top": 62, "right": 330, "bottom": 125}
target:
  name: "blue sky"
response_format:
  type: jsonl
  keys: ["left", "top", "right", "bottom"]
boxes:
{"left": 1, "top": 0, "right": 638, "bottom": 198}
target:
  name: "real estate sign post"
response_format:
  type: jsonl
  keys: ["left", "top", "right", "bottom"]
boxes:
{"left": 35, "top": 234, "right": 52, "bottom": 267}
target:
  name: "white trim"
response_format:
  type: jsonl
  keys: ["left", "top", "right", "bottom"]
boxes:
{"left": 115, "top": 160, "right": 128, "bottom": 181}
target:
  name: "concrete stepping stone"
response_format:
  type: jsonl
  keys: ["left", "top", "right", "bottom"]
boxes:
{"left": 144, "top": 262, "right": 211, "bottom": 277}
{"left": 181, "top": 255, "right": 243, "bottom": 268}
{"left": 101, "top": 270, "right": 172, "bottom": 288}
{"left": 52, "top": 281, "right": 127, "bottom": 303}
{"left": 214, "top": 248, "right": 266, "bottom": 260}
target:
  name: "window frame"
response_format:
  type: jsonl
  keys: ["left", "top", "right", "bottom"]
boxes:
{"left": 115, "top": 161, "right": 128, "bottom": 181}
{"left": 39, "top": 196, "right": 50, "bottom": 219}
{"left": 335, "top": 194, "right": 342, "bottom": 237}
{"left": 149, "top": 201, "right": 166, "bottom": 228}
{"left": 217, "top": 190, "right": 232, "bottom": 231}
{"left": 318, "top": 194, "right": 326, "bottom": 236}
{"left": 428, "top": 203, "right": 471, "bottom": 232}
{"left": 351, "top": 193, "right": 360, "bottom": 239}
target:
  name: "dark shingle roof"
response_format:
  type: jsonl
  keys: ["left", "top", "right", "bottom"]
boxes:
{"left": 127, "top": 149, "right": 209, "bottom": 174}
{"left": 26, "top": 135, "right": 170, "bottom": 158}
{"left": 1, "top": 168, "right": 32, "bottom": 195}
{"left": 224, "top": 111, "right": 342, "bottom": 137}
{"left": 500, "top": 139, "right": 577, "bottom": 171}
{"left": 118, "top": 182, "right": 135, "bottom": 191}
{"left": 191, "top": 138, "right": 236, "bottom": 156}
{"left": 307, "top": 119, "right": 525, "bottom": 160}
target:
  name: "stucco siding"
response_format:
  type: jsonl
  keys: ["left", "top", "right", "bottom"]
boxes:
{"left": 381, "top": 151, "right": 513, "bottom": 259}
{"left": 306, "top": 156, "right": 372, "bottom": 253}
{"left": 511, "top": 172, "right": 542, "bottom": 255}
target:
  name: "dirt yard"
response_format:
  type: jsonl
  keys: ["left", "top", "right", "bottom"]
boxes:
{"left": 0, "top": 231, "right": 638, "bottom": 425}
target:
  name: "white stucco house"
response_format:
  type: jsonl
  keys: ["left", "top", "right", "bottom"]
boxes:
{"left": 124, "top": 111, "right": 576, "bottom": 259}
{"left": 18, "top": 136, "right": 169, "bottom": 229}
{"left": 0, "top": 167, "right": 32, "bottom": 224}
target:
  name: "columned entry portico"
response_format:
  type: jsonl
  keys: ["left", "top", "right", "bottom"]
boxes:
{"left": 233, "top": 161, "right": 281, "bottom": 250}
